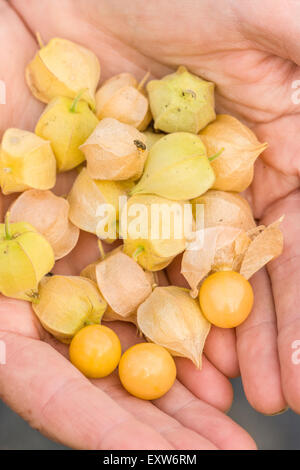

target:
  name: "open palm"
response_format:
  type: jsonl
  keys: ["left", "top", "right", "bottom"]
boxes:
{"left": 0, "top": 0, "right": 298, "bottom": 449}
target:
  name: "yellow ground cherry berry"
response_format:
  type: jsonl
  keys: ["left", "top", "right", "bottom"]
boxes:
{"left": 199, "top": 271, "right": 254, "bottom": 328}
{"left": 118, "top": 343, "right": 176, "bottom": 400}
{"left": 69, "top": 325, "right": 121, "bottom": 378}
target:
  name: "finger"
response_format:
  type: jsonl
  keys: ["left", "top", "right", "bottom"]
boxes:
{"left": 167, "top": 255, "right": 240, "bottom": 378}
{"left": 0, "top": 298, "right": 174, "bottom": 449}
{"left": 236, "top": 269, "right": 286, "bottom": 414}
{"left": 263, "top": 190, "right": 300, "bottom": 413}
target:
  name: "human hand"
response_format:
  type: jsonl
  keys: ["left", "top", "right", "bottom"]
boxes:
{"left": 0, "top": 0, "right": 257, "bottom": 450}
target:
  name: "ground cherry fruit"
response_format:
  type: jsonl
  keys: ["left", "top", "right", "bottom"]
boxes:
{"left": 199, "top": 271, "right": 254, "bottom": 328}
{"left": 69, "top": 324, "right": 121, "bottom": 378}
{"left": 119, "top": 343, "right": 176, "bottom": 400}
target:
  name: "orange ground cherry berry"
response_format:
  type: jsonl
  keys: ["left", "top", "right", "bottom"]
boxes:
{"left": 119, "top": 343, "right": 176, "bottom": 400}
{"left": 69, "top": 324, "right": 121, "bottom": 378}
{"left": 199, "top": 271, "right": 254, "bottom": 328}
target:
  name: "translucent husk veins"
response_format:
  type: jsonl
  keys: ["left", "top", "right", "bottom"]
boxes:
{"left": 10, "top": 190, "right": 79, "bottom": 260}
{"left": 80, "top": 118, "right": 148, "bottom": 181}
{"left": 199, "top": 115, "right": 268, "bottom": 192}
{"left": 137, "top": 286, "right": 211, "bottom": 368}
{"left": 182, "top": 191, "right": 283, "bottom": 296}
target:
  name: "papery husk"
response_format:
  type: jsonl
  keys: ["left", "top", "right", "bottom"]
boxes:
{"left": 94, "top": 248, "right": 154, "bottom": 317}
{"left": 103, "top": 305, "right": 137, "bottom": 325}
{"left": 80, "top": 118, "right": 148, "bottom": 180}
{"left": 137, "top": 286, "right": 211, "bottom": 368}
{"left": 35, "top": 96, "right": 99, "bottom": 172}
{"left": 26, "top": 38, "right": 100, "bottom": 109}
{"left": 147, "top": 66, "right": 216, "bottom": 134}
{"left": 240, "top": 218, "right": 284, "bottom": 279}
{"left": 95, "top": 72, "right": 151, "bottom": 130}
{"left": 9, "top": 190, "right": 79, "bottom": 260}
{"left": 182, "top": 218, "right": 283, "bottom": 296}
{"left": 199, "top": 115, "right": 268, "bottom": 191}
{"left": 142, "top": 130, "right": 164, "bottom": 149}
{"left": 122, "top": 194, "right": 190, "bottom": 271}
{"left": 0, "top": 220, "right": 55, "bottom": 301}
{"left": 182, "top": 226, "right": 251, "bottom": 297}
{"left": 131, "top": 132, "right": 215, "bottom": 200}
{"left": 0, "top": 129, "right": 56, "bottom": 195}
{"left": 191, "top": 190, "right": 256, "bottom": 231}
{"left": 32, "top": 275, "right": 107, "bottom": 342}
{"left": 67, "top": 168, "right": 133, "bottom": 237}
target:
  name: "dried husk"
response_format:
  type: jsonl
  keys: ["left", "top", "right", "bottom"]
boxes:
{"left": 122, "top": 194, "right": 190, "bottom": 271}
{"left": 103, "top": 305, "right": 137, "bottom": 325}
{"left": 26, "top": 37, "right": 100, "bottom": 109}
{"left": 137, "top": 286, "right": 211, "bottom": 368}
{"left": 94, "top": 249, "right": 154, "bottom": 317}
{"left": 10, "top": 190, "right": 79, "bottom": 260}
{"left": 32, "top": 275, "right": 107, "bottom": 342}
{"left": 67, "top": 168, "right": 133, "bottom": 237}
{"left": 240, "top": 219, "right": 284, "bottom": 279}
{"left": 80, "top": 118, "right": 148, "bottom": 180}
{"left": 0, "top": 220, "right": 55, "bottom": 301}
{"left": 182, "top": 206, "right": 283, "bottom": 296}
{"left": 199, "top": 115, "right": 268, "bottom": 191}
{"left": 131, "top": 132, "right": 215, "bottom": 200}
{"left": 147, "top": 66, "right": 216, "bottom": 134}
{"left": 0, "top": 129, "right": 56, "bottom": 195}
{"left": 35, "top": 96, "right": 99, "bottom": 172}
{"left": 95, "top": 72, "right": 152, "bottom": 130}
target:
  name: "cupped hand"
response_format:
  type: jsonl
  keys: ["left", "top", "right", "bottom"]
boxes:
{"left": 0, "top": 0, "right": 259, "bottom": 450}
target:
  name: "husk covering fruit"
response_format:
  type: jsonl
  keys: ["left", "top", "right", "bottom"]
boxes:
{"left": 122, "top": 194, "right": 190, "bottom": 271}
{"left": 147, "top": 66, "right": 216, "bottom": 134}
{"left": 10, "top": 190, "right": 79, "bottom": 260}
{"left": 26, "top": 37, "right": 100, "bottom": 109}
{"left": 131, "top": 132, "right": 215, "bottom": 200}
{"left": 0, "top": 129, "right": 56, "bottom": 195}
{"left": 67, "top": 167, "right": 133, "bottom": 238}
{"left": 0, "top": 217, "right": 54, "bottom": 301}
{"left": 95, "top": 72, "right": 151, "bottom": 130}
{"left": 137, "top": 286, "right": 211, "bottom": 368}
{"left": 32, "top": 275, "right": 107, "bottom": 342}
{"left": 35, "top": 95, "right": 99, "bottom": 172}
{"left": 199, "top": 115, "right": 268, "bottom": 191}
{"left": 80, "top": 118, "right": 148, "bottom": 181}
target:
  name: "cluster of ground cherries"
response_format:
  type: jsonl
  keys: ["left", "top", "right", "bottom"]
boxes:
{"left": 0, "top": 36, "right": 283, "bottom": 400}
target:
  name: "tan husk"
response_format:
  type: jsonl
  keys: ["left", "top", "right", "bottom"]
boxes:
{"left": 142, "top": 129, "right": 164, "bottom": 149}
{"left": 80, "top": 118, "right": 148, "bottom": 181}
{"left": 199, "top": 114, "right": 268, "bottom": 191}
{"left": 137, "top": 286, "right": 211, "bottom": 368}
{"left": 103, "top": 305, "right": 137, "bottom": 325}
{"left": 95, "top": 72, "right": 152, "bottom": 130}
{"left": 122, "top": 194, "right": 190, "bottom": 271}
{"left": 10, "top": 190, "right": 79, "bottom": 260}
{"left": 95, "top": 249, "right": 154, "bottom": 317}
{"left": 0, "top": 129, "right": 56, "bottom": 195}
{"left": 32, "top": 275, "right": 107, "bottom": 342}
{"left": 67, "top": 167, "right": 133, "bottom": 238}
{"left": 182, "top": 215, "right": 283, "bottom": 297}
{"left": 240, "top": 218, "right": 284, "bottom": 279}
{"left": 26, "top": 37, "right": 100, "bottom": 109}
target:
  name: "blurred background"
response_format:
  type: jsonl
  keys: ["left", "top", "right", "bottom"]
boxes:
{"left": 0, "top": 377, "right": 299, "bottom": 450}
